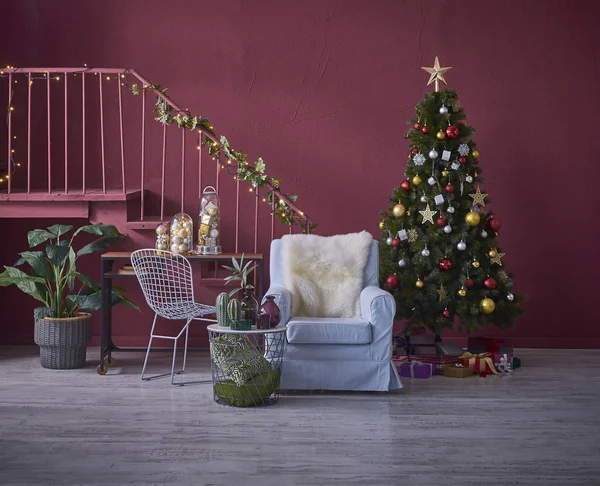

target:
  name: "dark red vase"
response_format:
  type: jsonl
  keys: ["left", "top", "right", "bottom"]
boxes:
{"left": 260, "top": 295, "right": 280, "bottom": 328}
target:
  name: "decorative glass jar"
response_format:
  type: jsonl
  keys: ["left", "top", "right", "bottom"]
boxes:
{"left": 241, "top": 290, "right": 259, "bottom": 330}
{"left": 169, "top": 212, "right": 193, "bottom": 255}
{"left": 155, "top": 222, "right": 170, "bottom": 251}
{"left": 196, "top": 186, "right": 222, "bottom": 255}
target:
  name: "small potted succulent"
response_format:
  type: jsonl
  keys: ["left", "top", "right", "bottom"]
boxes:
{"left": 0, "top": 223, "right": 138, "bottom": 369}
{"left": 217, "top": 254, "right": 259, "bottom": 329}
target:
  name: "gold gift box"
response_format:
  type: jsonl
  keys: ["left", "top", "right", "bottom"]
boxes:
{"left": 443, "top": 365, "right": 474, "bottom": 378}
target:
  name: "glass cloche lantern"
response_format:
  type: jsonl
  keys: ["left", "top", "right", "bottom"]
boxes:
{"left": 169, "top": 213, "right": 193, "bottom": 255}
{"left": 196, "top": 186, "right": 222, "bottom": 254}
{"left": 155, "top": 222, "right": 170, "bottom": 252}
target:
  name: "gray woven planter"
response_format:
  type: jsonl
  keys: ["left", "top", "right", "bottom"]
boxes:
{"left": 34, "top": 313, "right": 92, "bottom": 369}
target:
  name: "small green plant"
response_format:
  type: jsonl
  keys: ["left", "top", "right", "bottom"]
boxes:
{"left": 223, "top": 253, "right": 257, "bottom": 297}
{"left": 0, "top": 223, "right": 139, "bottom": 321}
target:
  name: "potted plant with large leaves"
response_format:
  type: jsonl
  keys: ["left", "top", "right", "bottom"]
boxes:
{"left": 0, "top": 223, "right": 138, "bottom": 369}
{"left": 223, "top": 254, "right": 259, "bottom": 329}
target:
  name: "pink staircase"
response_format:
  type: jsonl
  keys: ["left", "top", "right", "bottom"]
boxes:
{"left": 0, "top": 67, "right": 313, "bottom": 252}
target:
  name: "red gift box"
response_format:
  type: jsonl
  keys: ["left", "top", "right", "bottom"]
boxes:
{"left": 467, "top": 337, "right": 513, "bottom": 355}
{"left": 459, "top": 352, "right": 499, "bottom": 375}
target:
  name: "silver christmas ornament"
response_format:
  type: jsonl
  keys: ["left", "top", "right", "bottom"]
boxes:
{"left": 444, "top": 225, "right": 452, "bottom": 234}
{"left": 466, "top": 175, "right": 473, "bottom": 183}
{"left": 439, "top": 105, "right": 448, "bottom": 115}
{"left": 421, "top": 195, "right": 427, "bottom": 203}
{"left": 421, "top": 248, "right": 430, "bottom": 257}
{"left": 386, "top": 237, "right": 393, "bottom": 245}
{"left": 457, "top": 241, "right": 467, "bottom": 251}
{"left": 398, "top": 258, "right": 407, "bottom": 268}
{"left": 507, "top": 293, "right": 514, "bottom": 301}
{"left": 447, "top": 206, "right": 455, "bottom": 213}
{"left": 481, "top": 230, "right": 488, "bottom": 238}
{"left": 429, "top": 149, "right": 439, "bottom": 160}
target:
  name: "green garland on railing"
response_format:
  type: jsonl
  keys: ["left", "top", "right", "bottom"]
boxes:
{"left": 131, "top": 83, "right": 315, "bottom": 231}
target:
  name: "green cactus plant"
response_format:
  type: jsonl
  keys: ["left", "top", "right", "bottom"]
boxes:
{"left": 227, "top": 298, "right": 241, "bottom": 322}
{"left": 216, "top": 292, "right": 231, "bottom": 327}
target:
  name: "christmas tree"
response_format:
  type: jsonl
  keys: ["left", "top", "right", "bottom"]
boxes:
{"left": 379, "top": 57, "right": 523, "bottom": 339}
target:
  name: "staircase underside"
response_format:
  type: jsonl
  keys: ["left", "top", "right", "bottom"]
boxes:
{"left": 0, "top": 189, "right": 142, "bottom": 220}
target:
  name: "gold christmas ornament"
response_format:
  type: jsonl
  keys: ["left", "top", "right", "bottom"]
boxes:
{"left": 465, "top": 211, "right": 481, "bottom": 226}
{"left": 472, "top": 260, "right": 480, "bottom": 268}
{"left": 419, "top": 203, "right": 437, "bottom": 225}
{"left": 415, "top": 279, "right": 424, "bottom": 289}
{"left": 490, "top": 249, "right": 506, "bottom": 266}
{"left": 469, "top": 186, "right": 488, "bottom": 207}
{"left": 421, "top": 56, "right": 452, "bottom": 92}
{"left": 441, "top": 170, "right": 449, "bottom": 177}
{"left": 392, "top": 204, "right": 406, "bottom": 217}
{"left": 407, "top": 228, "right": 419, "bottom": 243}
{"left": 480, "top": 298, "right": 495, "bottom": 314}
{"left": 472, "top": 149, "right": 480, "bottom": 159}
{"left": 378, "top": 221, "right": 385, "bottom": 230}
{"left": 457, "top": 288, "right": 467, "bottom": 297}
{"left": 412, "top": 175, "right": 422, "bottom": 186}
{"left": 436, "top": 130, "right": 446, "bottom": 140}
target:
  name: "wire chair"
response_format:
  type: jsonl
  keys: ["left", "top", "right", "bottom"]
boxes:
{"left": 131, "top": 249, "right": 217, "bottom": 385}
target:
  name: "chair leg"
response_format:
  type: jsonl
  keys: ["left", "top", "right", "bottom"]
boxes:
{"left": 141, "top": 313, "right": 158, "bottom": 381}
{"left": 182, "top": 323, "right": 190, "bottom": 372}
{"left": 170, "top": 337, "right": 179, "bottom": 385}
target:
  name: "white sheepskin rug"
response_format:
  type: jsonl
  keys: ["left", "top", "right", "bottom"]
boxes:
{"left": 281, "top": 231, "right": 373, "bottom": 318}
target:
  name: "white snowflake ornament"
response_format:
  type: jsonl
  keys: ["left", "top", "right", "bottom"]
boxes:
{"left": 458, "top": 144, "right": 470, "bottom": 156}
{"left": 413, "top": 153, "right": 426, "bottom": 166}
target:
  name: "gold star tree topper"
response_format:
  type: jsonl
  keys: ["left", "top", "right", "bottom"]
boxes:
{"left": 469, "top": 186, "right": 488, "bottom": 207}
{"left": 419, "top": 204, "right": 437, "bottom": 224}
{"left": 421, "top": 56, "right": 452, "bottom": 92}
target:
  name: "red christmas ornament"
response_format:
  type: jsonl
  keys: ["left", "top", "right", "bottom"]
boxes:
{"left": 411, "top": 147, "right": 419, "bottom": 154}
{"left": 438, "top": 259, "right": 452, "bottom": 271}
{"left": 413, "top": 123, "right": 421, "bottom": 130}
{"left": 465, "top": 278, "right": 474, "bottom": 289}
{"left": 391, "top": 238, "right": 401, "bottom": 247}
{"left": 483, "top": 277, "right": 497, "bottom": 289}
{"left": 488, "top": 217, "right": 502, "bottom": 232}
{"left": 445, "top": 125, "right": 459, "bottom": 139}
{"left": 442, "top": 309, "right": 452, "bottom": 319}
{"left": 401, "top": 180, "right": 411, "bottom": 192}
{"left": 445, "top": 184, "right": 455, "bottom": 193}
{"left": 436, "top": 217, "right": 447, "bottom": 227}
{"left": 458, "top": 156, "right": 467, "bottom": 164}
{"left": 386, "top": 274, "right": 400, "bottom": 289}
{"left": 421, "top": 126, "right": 430, "bottom": 135}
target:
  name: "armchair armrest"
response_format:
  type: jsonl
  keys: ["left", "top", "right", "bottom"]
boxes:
{"left": 360, "top": 286, "right": 396, "bottom": 360}
{"left": 262, "top": 286, "right": 292, "bottom": 325}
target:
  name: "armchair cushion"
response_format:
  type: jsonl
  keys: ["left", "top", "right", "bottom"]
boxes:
{"left": 286, "top": 317, "right": 372, "bottom": 345}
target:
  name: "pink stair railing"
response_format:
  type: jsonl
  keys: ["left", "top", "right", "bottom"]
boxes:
{"left": 0, "top": 67, "right": 314, "bottom": 253}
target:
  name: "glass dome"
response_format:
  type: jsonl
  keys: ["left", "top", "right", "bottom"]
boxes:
{"left": 169, "top": 212, "right": 193, "bottom": 255}
{"left": 196, "top": 186, "right": 222, "bottom": 254}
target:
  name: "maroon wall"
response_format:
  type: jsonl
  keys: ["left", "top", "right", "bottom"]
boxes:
{"left": 1, "top": 0, "right": 599, "bottom": 348}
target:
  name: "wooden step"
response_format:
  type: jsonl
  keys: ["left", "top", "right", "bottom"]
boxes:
{"left": 0, "top": 189, "right": 142, "bottom": 202}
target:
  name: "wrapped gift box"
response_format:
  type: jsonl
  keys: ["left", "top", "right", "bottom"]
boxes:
{"left": 467, "top": 337, "right": 513, "bottom": 355}
{"left": 459, "top": 352, "right": 499, "bottom": 375}
{"left": 398, "top": 361, "right": 435, "bottom": 378}
{"left": 443, "top": 365, "right": 474, "bottom": 378}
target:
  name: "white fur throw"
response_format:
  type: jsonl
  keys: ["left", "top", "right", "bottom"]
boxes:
{"left": 281, "top": 231, "right": 373, "bottom": 318}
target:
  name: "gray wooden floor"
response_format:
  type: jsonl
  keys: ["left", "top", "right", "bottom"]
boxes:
{"left": 0, "top": 346, "right": 599, "bottom": 486}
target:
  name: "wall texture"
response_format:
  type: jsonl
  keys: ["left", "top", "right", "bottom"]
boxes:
{"left": 1, "top": 0, "right": 599, "bottom": 348}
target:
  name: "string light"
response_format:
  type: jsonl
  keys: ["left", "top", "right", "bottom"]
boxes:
{"left": 9, "top": 106, "right": 14, "bottom": 111}
{"left": 55, "top": 76, "right": 60, "bottom": 80}
{"left": 106, "top": 76, "right": 110, "bottom": 80}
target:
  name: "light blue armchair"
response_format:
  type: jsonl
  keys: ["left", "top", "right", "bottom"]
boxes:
{"left": 264, "top": 237, "right": 402, "bottom": 391}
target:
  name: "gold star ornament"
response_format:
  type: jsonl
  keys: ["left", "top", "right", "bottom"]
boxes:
{"left": 437, "top": 284, "right": 448, "bottom": 303}
{"left": 469, "top": 186, "right": 488, "bottom": 207}
{"left": 421, "top": 56, "right": 452, "bottom": 92}
{"left": 489, "top": 249, "right": 506, "bottom": 266}
{"left": 419, "top": 204, "right": 437, "bottom": 225}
